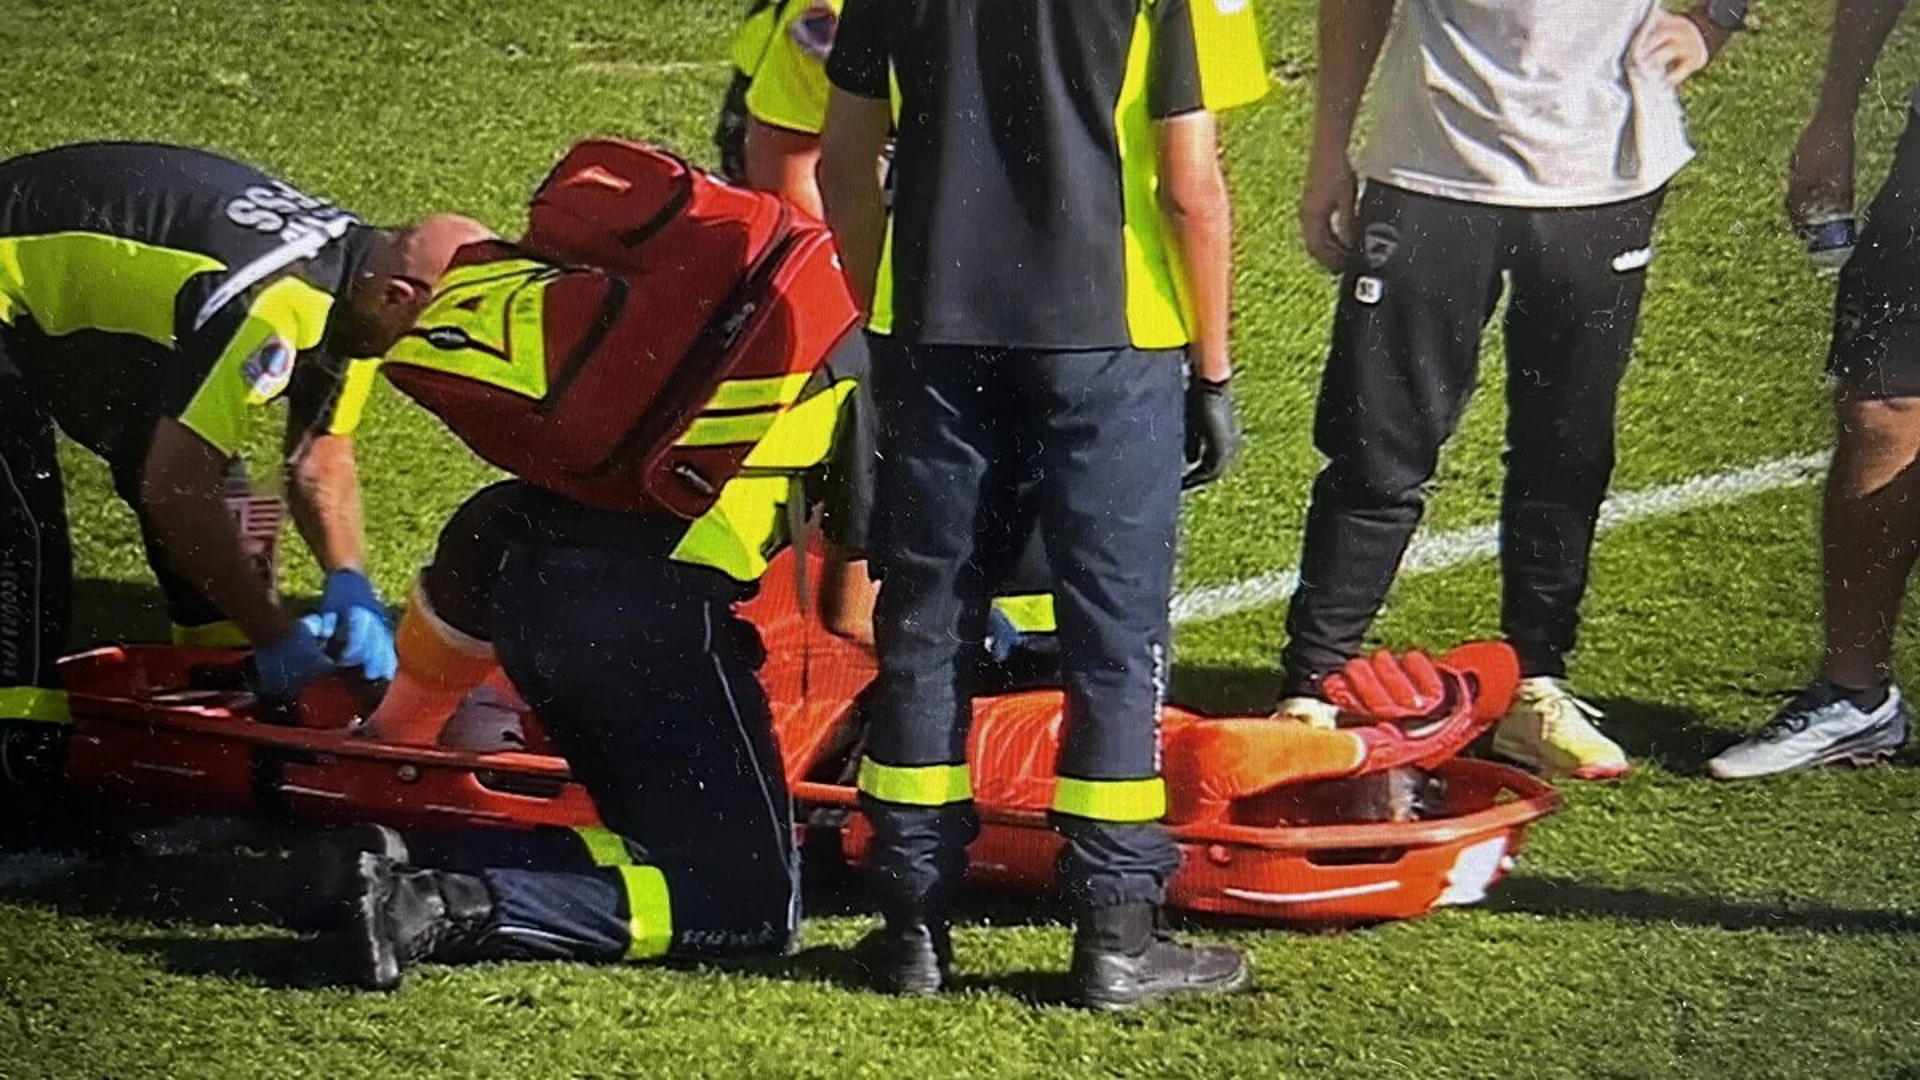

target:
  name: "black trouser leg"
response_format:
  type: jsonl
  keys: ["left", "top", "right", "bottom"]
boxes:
{"left": 1281, "top": 185, "right": 1507, "bottom": 695}
{"left": 859, "top": 342, "right": 1006, "bottom": 915}
{"left": 1499, "top": 191, "right": 1663, "bottom": 678}
{"left": 441, "top": 536, "right": 797, "bottom": 963}
{"left": 0, "top": 372, "right": 69, "bottom": 715}
{"left": 1019, "top": 348, "right": 1184, "bottom": 909}
{"left": 0, "top": 365, "right": 74, "bottom": 793}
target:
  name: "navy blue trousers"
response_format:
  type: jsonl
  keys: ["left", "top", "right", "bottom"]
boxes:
{"left": 860, "top": 341, "right": 1185, "bottom": 912}
{"left": 401, "top": 489, "right": 800, "bottom": 962}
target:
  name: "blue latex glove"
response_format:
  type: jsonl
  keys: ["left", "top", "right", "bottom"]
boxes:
{"left": 314, "top": 569, "right": 398, "bottom": 681}
{"left": 252, "top": 627, "right": 337, "bottom": 702}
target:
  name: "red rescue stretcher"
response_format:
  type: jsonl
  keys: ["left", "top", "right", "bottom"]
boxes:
{"left": 57, "top": 551, "right": 1558, "bottom": 927}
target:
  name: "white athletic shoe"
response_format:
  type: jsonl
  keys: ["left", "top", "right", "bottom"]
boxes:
{"left": 1490, "top": 678, "right": 1631, "bottom": 780}
{"left": 1707, "top": 682, "right": 1910, "bottom": 781}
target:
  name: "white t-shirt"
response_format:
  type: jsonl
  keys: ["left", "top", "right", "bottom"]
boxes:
{"left": 1360, "top": 0, "right": 1696, "bottom": 208}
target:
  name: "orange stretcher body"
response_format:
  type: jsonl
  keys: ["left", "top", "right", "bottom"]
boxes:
{"left": 57, "top": 551, "right": 1558, "bottom": 927}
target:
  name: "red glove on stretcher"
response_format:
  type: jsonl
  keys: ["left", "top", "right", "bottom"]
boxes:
{"left": 1160, "top": 642, "right": 1519, "bottom": 825}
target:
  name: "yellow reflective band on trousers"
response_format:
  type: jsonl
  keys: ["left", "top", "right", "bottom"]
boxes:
{"left": 616, "top": 865, "right": 674, "bottom": 960}
{"left": 670, "top": 380, "right": 855, "bottom": 581}
{"left": 857, "top": 758, "right": 972, "bottom": 807}
{"left": 1051, "top": 776, "right": 1167, "bottom": 823}
{"left": 0, "top": 688, "right": 70, "bottom": 725}
{"left": 171, "top": 621, "right": 249, "bottom": 649}
{"left": 573, "top": 826, "right": 632, "bottom": 868}
{"left": 1187, "top": 0, "right": 1270, "bottom": 112}
{"left": 991, "top": 593, "right": 1057, "bottom": 635}
{"left": 572, "top": 829, "right": 672, "bottom": 959}
{"left": 0, "top": 232, "right": 223, "bottom": 343}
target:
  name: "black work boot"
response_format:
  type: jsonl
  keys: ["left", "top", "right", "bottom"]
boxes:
{"left": 284, "top": 824, "right": 410, "bottom": 933}
{"left": 853, "top": 911, "right": 952, "bottom": 997}
{"left": 1068, "top": 903, "right": 1250, "bottom": 1011}
{"left": 343, "top": 853, "right": 496, "bottom": 992}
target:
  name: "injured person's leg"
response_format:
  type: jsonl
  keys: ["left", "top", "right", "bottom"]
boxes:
{"left": 360, "top": 481, "right": 526, "bottom": 746}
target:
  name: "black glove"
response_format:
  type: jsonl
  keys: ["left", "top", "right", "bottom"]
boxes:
{"left": 1182, "top": 375, "right": 1241, "bottom": 489}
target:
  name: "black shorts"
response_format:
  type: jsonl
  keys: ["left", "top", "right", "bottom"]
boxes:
{"left": 1830, "top": 114, "right": 1920, "bottom": 399}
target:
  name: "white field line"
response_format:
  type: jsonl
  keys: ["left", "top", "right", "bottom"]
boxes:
{"left": 0, "top": 453, "right": 1828, "bottom": 889}
{"left": 1170, "top": 452, "right": 1830, "bottom": 627}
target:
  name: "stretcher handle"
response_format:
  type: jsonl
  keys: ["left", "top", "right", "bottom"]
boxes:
{"left": 790, "top": 762, "right": 1558, "bottom": 855}
{"left": 69, "top": 704, "right": 575, "bottom": 780}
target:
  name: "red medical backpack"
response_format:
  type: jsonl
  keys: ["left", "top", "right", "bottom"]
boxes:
{"left": 382, "top": 138, "right": 861, "bottom": 518}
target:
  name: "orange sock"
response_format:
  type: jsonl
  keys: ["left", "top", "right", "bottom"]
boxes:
{"left": 364, "top": 584, "right": 500, "bottom": 746}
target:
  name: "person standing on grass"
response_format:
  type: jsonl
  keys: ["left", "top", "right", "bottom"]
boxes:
{"left": 819, "top": 0, "right": 1263, "bottom": 1010}
{"left": 713, "top": 0, "right": 1066, "bottom": 660}
{"left": 1710, "top": 0, "right": 1917, "bottom": 780}
{"left": 1275, "top": 0, "right": 1746, "bottom": 781}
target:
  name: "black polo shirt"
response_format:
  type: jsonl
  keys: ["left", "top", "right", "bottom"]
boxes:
{"left": 0, "top": 142, "right": 380, "bottom": 461}
{"left": 826, "top": 0, "right": 1266, "bottom": 351}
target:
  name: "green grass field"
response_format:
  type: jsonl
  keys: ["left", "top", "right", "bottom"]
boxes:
{"left": 3, "top": 2, "right": 1919, "bottom": 1076}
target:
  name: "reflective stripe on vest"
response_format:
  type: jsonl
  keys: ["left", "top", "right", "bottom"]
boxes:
{"left": 670, "top": 378, "right": 855, "bottom": 582}
{"left": 857, "top": 758, "right": 972, "bottom": 807}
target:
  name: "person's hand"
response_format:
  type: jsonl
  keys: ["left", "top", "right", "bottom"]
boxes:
{"left": 1787, "top": 114, "right": 1856, "bottom": 235}
{"left": 251, "top": 626, "right": 336, "bottom": 703}
{"left": 1299, "top": 151, "right": 1357, "bottom": 273}
{"left": 1635, "top": 10, "right": 1711, "bottom": 88}
{"left": 1324, "top": 649, "right": 1450, "bottom": 724}
{"left": 312, "top": 569, "right": 398, "bottom": 681}
{"left": 1182, "top": 375, "right": 1242, "bottom": 489}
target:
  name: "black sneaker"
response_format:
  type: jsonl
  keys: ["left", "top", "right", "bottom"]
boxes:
{"left": 284, "top": 824, "right": 410, "bottom": 932}
{"left": 342, "top": 853, "right": 495, "bottom": 992}
{"left": 853, "top": 917, "right": 952, "bottom": 997}
{"left": 1068, "top": 904, "right": 1250, "bottom": 1011}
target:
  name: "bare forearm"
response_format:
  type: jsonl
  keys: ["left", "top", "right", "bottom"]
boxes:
{"left": 1815, "top": 0, "right": 1911, "bottom": 120}
{"left": 144, "top": 424, "right": 294, "bottom": 644}
{"left": 1313, "top": 0, "right": 1395, "bottom": 162}
{"left": 1162, "top": 165, "right": 1235, "bottom": 381}
{"left": 286, "top": 433, "right": 365, "bottom": 573}
{"left": 745, "top": 119, "right": 827, "bottom": 218}
{"left": 819, "top": 161, "right": 886, "bottom": 310}
{"left": 819, "top": 92, "right": 894, "bottom": 311}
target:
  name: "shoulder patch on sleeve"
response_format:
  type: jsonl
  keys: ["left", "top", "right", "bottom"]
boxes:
{"left": 242, "top": 336, "right": 297, "bottom": 404}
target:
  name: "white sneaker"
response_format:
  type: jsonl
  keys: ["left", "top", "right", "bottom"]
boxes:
{"left": 1707, "top": 682, "right": 1909, "bottom": 781}
{"left": 1271, "top": 696, "right": 1340, "bottom": 729}
{"left": 1490, "top": 677, "right": 1631, "bottom": 780}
